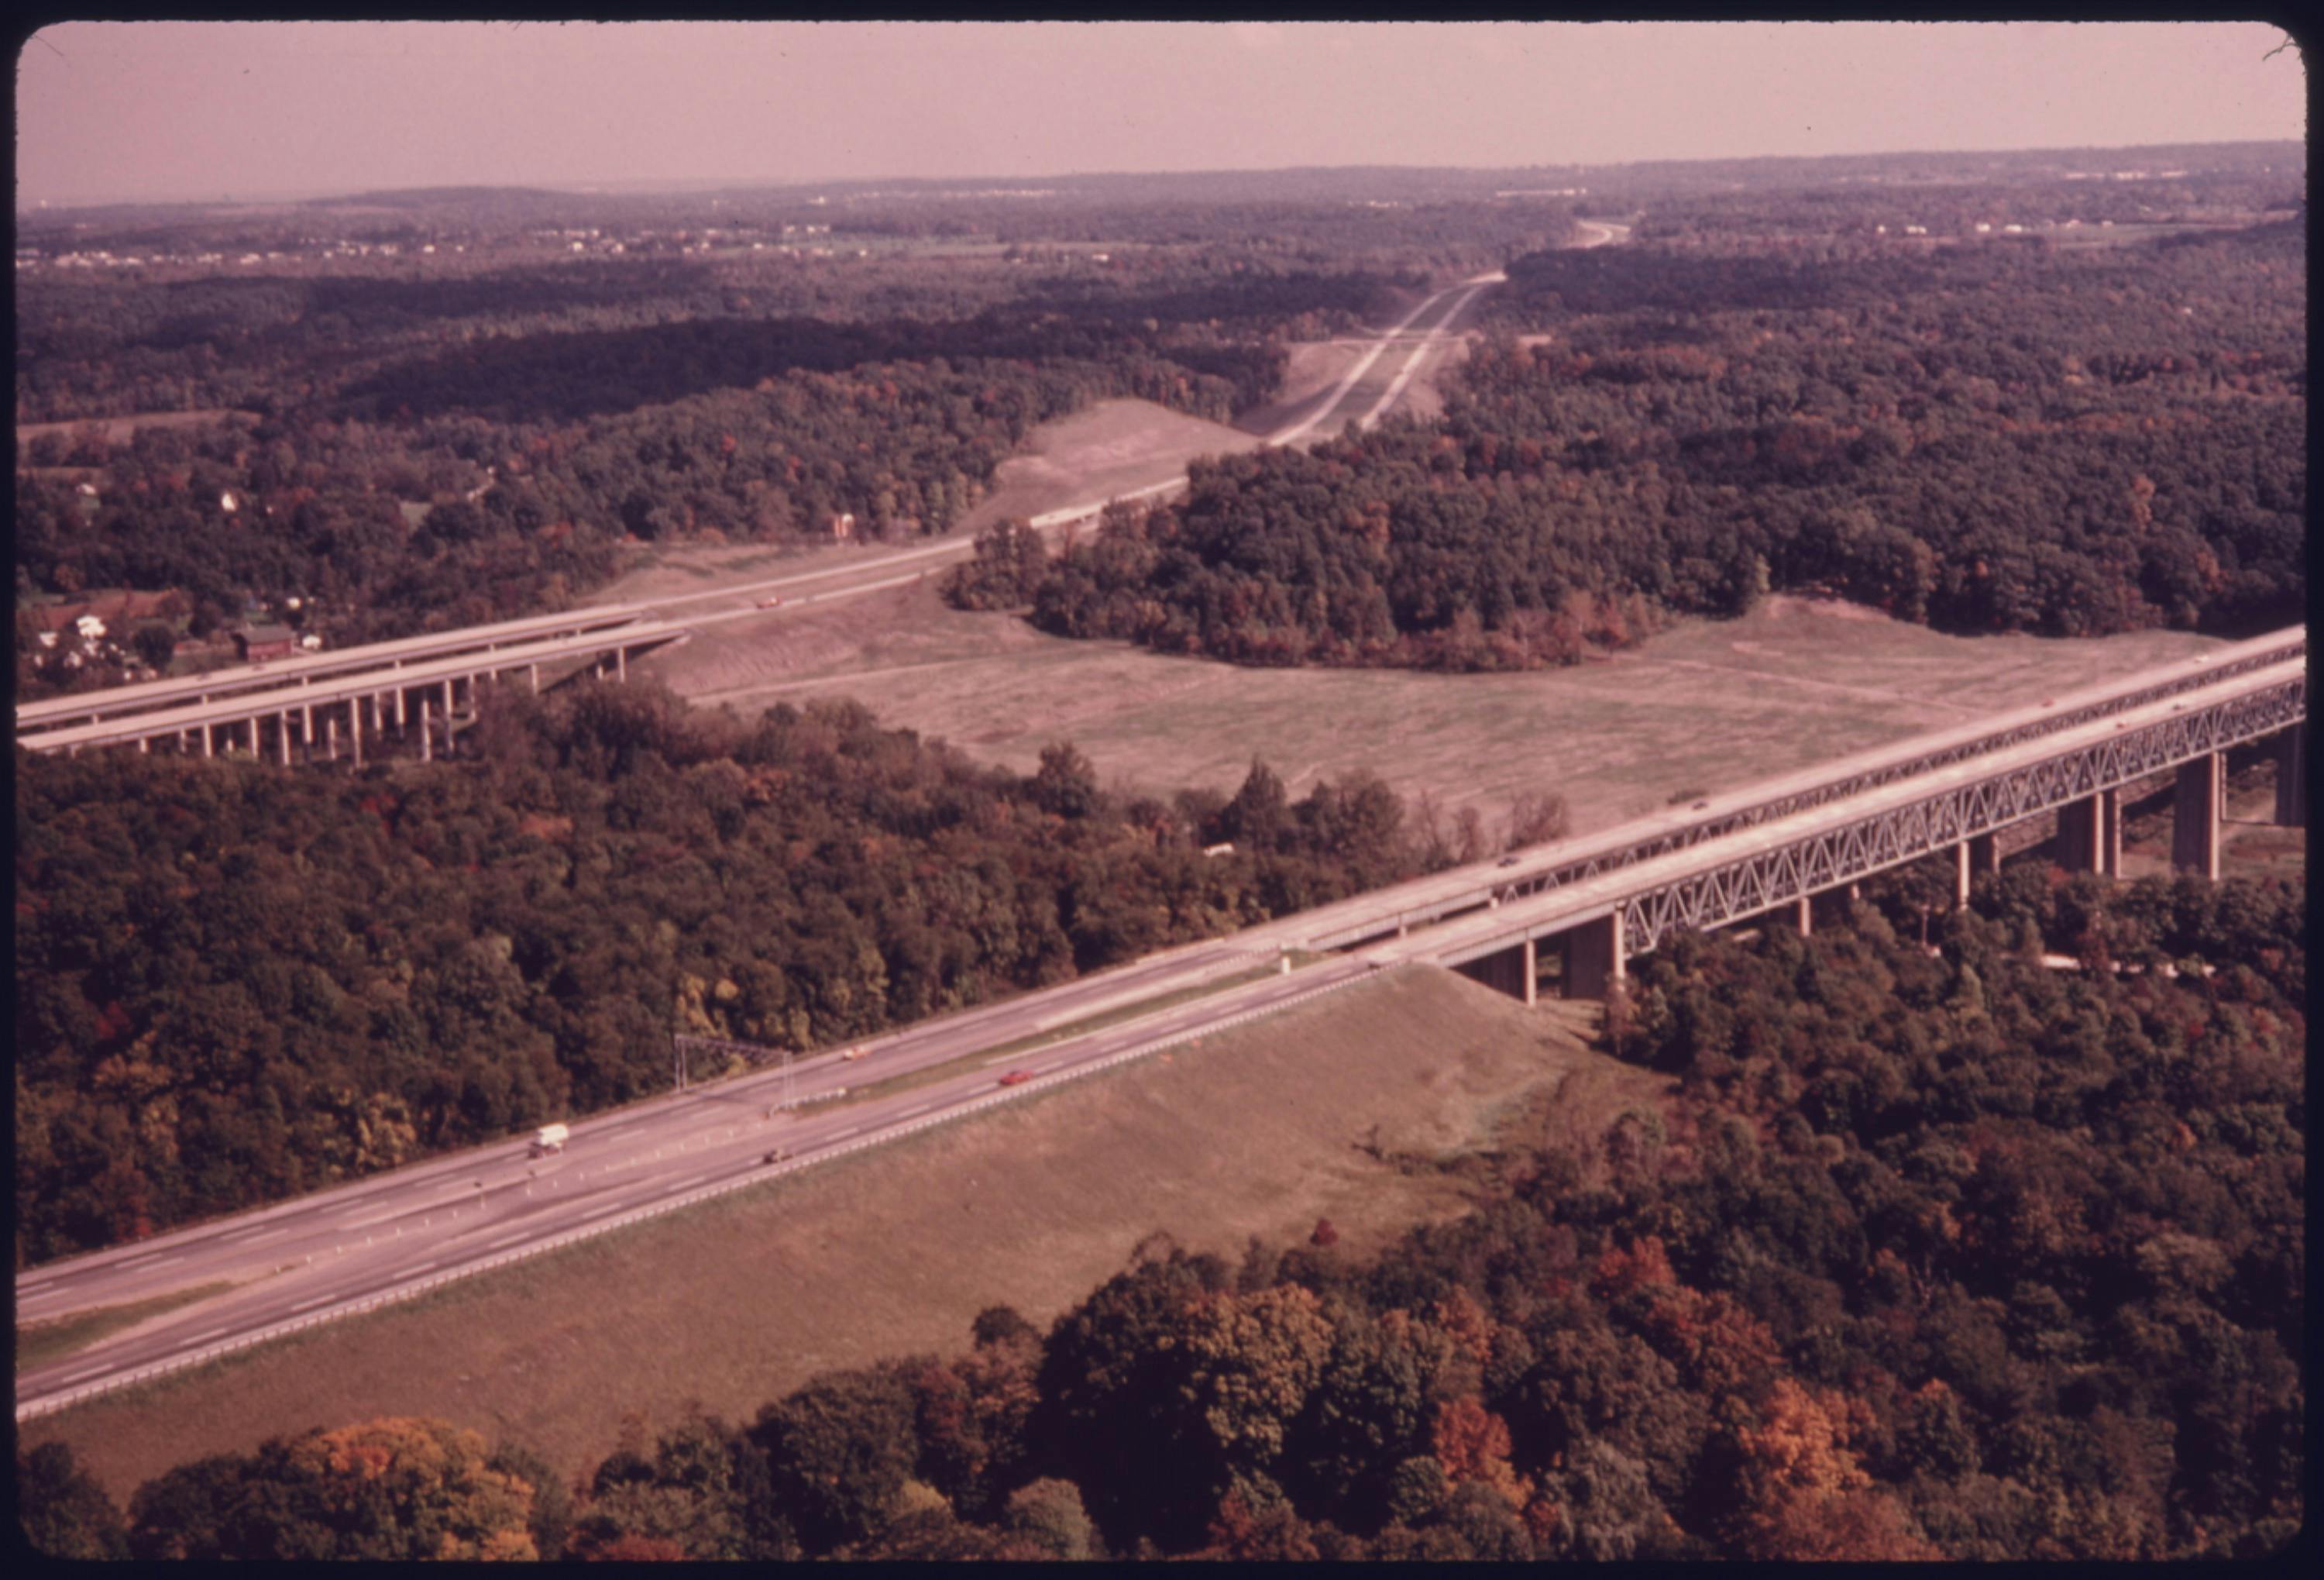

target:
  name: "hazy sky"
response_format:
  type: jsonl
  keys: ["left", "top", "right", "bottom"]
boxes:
{"left": 15, "top": 21, "right": 2306, "bottom": 208}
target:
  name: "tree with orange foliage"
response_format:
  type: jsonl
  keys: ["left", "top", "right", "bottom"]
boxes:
{"left": 1431, "top": 1397, "right": 1532, "bottom": 1511}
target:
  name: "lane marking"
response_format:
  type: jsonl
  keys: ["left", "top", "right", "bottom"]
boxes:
{"left": 827, "top": 1125, "right": 862, "bottom": 1140}
{"left": 577, "top": 1201, "right": 625, "bottom": 1221}
{"left": 184, "top": 1327, "right": 232, "bottom": 1344}
{"left": 113, "top": 1251, "right": 164, "bottom": 1270}
{"left": 221, "top": 1224, "right": 290, "bottom": 1244}
{"left": 481, "top": 1230, "right": 531, "bottom": 1251}
{"left": 289, "top": 1293, "right": 336, "bottom": 1313}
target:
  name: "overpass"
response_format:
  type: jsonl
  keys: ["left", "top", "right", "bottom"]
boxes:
{"left": 1336, "top": 649, "right": 2304, "bottom": 1002}
{"left": 17, "top": 619, "right": 692, "bottom": 764}
{"left": 13, "top": 604, "right": 660, "bottom": 738}
{"left": 14, "top": 628, "right": 2300, "bottom": 1420}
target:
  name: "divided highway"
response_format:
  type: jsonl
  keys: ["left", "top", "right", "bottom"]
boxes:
{"left": 16, "top": 625, "right": 2300, "bottom": 1420}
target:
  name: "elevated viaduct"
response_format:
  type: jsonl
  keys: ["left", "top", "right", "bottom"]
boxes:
{"left": 1297, "top": 639, "right": 2304, "bottom": 1002}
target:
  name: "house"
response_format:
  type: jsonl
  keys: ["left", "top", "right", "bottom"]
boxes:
{"left": 233, "top": 624, "right": 297, "bottom": 662}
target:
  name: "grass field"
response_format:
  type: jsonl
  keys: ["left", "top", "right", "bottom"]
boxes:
{"left": 17, "top": 1284, "right": 238, "bottom": 1373}
{"left": 646, "top": 585, "right": 2227, "bottom": 838}
{"left": 21, "top": 968, "right": 1657, "bottom": 1503}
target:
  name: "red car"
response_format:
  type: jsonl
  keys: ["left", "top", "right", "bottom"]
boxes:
{"left": 997, "top": 1070, "right": 1033, "bottom": 1087}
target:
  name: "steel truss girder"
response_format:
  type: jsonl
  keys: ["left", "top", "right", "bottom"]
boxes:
{"left": 1495, "top": 644, "right": 2305, "bottom": 911}
{"left": 1618, "top": 677, "right": 2305, "bottom": 955}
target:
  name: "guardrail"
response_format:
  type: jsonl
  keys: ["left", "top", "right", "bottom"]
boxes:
{"left": 15, "top": 965, "right": 1373, "bottom": 1422}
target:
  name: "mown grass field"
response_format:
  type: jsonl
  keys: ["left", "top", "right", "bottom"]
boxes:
{"left": 653, "top": 586, "right": 2227, "bottom": 838}
{"left": 21, "top": 968, "right": 1659, "bottom": 1503}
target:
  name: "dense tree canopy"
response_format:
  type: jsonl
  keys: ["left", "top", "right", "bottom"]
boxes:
{"left": 14, "top": 687, "right": 1496, "bottom": 1262}
{"left": 41, "top": 870, "right": 2302, "bottom": 1561}
{"left": 1026, "top": 218, "right": 2303, "bottom": 667}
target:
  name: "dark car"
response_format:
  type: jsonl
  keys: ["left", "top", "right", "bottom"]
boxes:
{"left": 1496, "top": 855, "right": 1520, "bottom": 868}
{"left": 761, "top": 1148, "right": 789, "bottom": 1165}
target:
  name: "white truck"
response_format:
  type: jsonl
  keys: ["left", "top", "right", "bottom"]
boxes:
{"left": 530, "top": 1123, "right": 570, "bottom": 1157}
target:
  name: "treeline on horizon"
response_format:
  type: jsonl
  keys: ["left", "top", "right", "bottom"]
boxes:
{"left": 23, "top": 869, "right": 2304, "bottom": 1560}
{"left": 13, "top": 681, "right": 1567, "bottom": 1263}
{"left": 985, "top": 217, "right": 2302, "bottom": 668}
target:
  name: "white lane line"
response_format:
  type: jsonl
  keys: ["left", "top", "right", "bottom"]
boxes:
{"left": 481, "top": 1229, "right": 531, "bottom": 1251}
{"left": 577, "top": 1201, "right": 625, "bottom": 1221}
{"left": 20, "top": 1279, "right": 55, "bottom": 1293}
{"left": 113, "top": 1251, "right": 164, "bottom": 1270}
{"left": 402, "top": 1261, "right": 442, "bottom": 1275}
{"left": 899, "top": 1103, "right": 937, "bottom": 1118}
{"left": 184, "top": 1327, "right": 232, "bottom": 1344}
{"left": 289, "top": 1293, "right": 337, "bottom": 1313}
{"left": 52, "top": 1365, "right": 112, "bottom": 1386}
{"left": 220, "top": 1224, "right": 290, "bottom": 1244}
{"left": 827, "top": 1125, "right": 862, "bottom": 1141}
{"left": 147, "top": 1254, "right": 188, "bottom": 1268}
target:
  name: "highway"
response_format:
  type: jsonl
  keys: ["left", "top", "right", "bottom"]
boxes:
{"left": 13, "top": 258, "right": 1523, "bottom": 756}
{"left": 17, "top": 938, "right": 1363, "bottom": 1419}
{"left": 15, "top": 627, "right": 2302, "bottom": 1420}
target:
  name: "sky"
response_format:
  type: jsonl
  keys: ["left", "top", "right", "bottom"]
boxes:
{"left": 15, "top": 20, "right": 2306, "bottom": 208}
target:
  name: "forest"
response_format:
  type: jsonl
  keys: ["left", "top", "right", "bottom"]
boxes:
{"left": 24, "top": 867, "right": 2305, "bottom": 1559}
{"left": 15, "top": 222, "right": 1432, "bottom": 697}
{"left": 12, "top": 681, "right": 1565, "bottom": 1262}
{"left": 1018, "top": 217, "right": 2304, "bottom": 667}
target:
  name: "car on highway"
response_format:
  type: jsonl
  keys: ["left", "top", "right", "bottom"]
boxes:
{"left": 761, "top": 1148, "right": 790, "bottom": 1165}
{"left": 1496, "top": 855, "right": 1519, "bottom": 868}
{"left": 756, "top": 595, "right": 783, "bottom": 608}
{"left": 842, "top": 1044, "right": 869, "bottom": 1062}
{"left": 1692, "top": 800, "right": 1710, "bottom": 811}
{"left": 997, "top": 1070, "right": 1033, "bottom": 1087}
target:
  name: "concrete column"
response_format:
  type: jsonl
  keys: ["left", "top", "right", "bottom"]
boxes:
{"left": 325, "top": 714, "right": 338, "bottom": 761}
{"left": 418, "top": 696, "right": 432, "bottom": 763}
{"left": 2172, "top": 752, "right": 2221, "bottom": 879}
{"left": 2055, "top": 792, "right": 2105, "bottom": 873}
{"left": 201, "top": 723, "right": 213, "bottom": 759}
{"left": 351, "top": 702, "right": 364, "bottom": 769}
{"left": 2276, "top": 725, "right": 2306, "bottom": 828}
{"left": 1523, "top": 936, "right": 1537, "bottom": 1007}
{"left": 529, "top": 663, "right": 539, "bottom": 694}
{"left": 303, "top": 701, "right": 315, "bottom": 742}
{"left": 1794, "top": 896, "right": 1813, "bottom": 935}
{"left": 616, "top": 645, "right": 627, "bottom": 682}
{"left": 138, "top": 736, "right": 149, "bottom": 754}
{"left": 2100, "top": 788, "right": 2122, "bottom": 878}
{"left": 277, "top": 713, "right": 290, "bottom": 766}
{"left": 1565, "top": 912, "right": 1626, "bottom": 1001}
{"left": 1955, "top": 831, "right": 1999, "bottom": 906}
{"left": 394, "top": 686, "right": 407, "bottom": 730}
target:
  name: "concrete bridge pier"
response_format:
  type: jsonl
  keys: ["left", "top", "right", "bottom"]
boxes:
{"left": 2277, "top": 725, "right": 2306, "bottom": 827}
{"left": 277, "top": 713, "right": 291, "bottom": 766}
{"left": 1456, "top": 938, "right": 1536, "bottom": 1005}
{"left": 2173, "top": 752, "right": 2222, "bottom": 879}
{"left": 1563, "top": 912, "right": 1626, "bottom": 1001}
{"left": 418, "top": 696, "right": 433, "bottom": 763}
{"left": 350, "top": 701, "right": 365, "bottom": 769}
{"left": 1954, "top": 832, "right": 1999, "bottom": 906}
{"left": 2054, "top": 788, "right": 2121, "bottom": 876}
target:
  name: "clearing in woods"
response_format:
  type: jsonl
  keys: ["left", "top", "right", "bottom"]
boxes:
{"left": 15, "top": 408, "right": 257, "bottom": 447}
{"left": 639, "top": 583, "right": 2226, "bottom": 836}
{"left": 20, "top": 967, "right": 1660, "bottom": 1501}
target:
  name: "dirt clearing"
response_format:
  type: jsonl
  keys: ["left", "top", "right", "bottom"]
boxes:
{"left": 22, "top": 967, "right": 1655, "bottom": 1501}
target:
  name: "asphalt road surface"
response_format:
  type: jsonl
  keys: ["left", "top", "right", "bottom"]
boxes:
{"left": 18, "top": 940, "right": 1370, "bottom": 1416}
